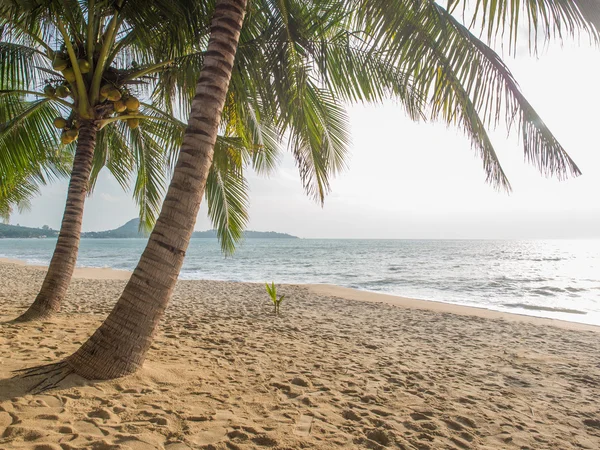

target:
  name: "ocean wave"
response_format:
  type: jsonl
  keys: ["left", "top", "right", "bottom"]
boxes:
{"left": 493, "top": 275, "right": 550, "bottom": 283}
{"left": 515, "top": 257, "right": 563, "bottom": 262}
{"left": 565, "top": 287, "right": 587, "bottom": 293}
{"left": 364, "top": 278, "right": 402, "bottom": 287}
{"left": 502, "top": 303, "right": 587, "bottom": 315}
{"left": 531, "top": 290, "right": 554, "bottom": 297}
{"left": 539, "top": 286, "right": 566, "bottom": 293}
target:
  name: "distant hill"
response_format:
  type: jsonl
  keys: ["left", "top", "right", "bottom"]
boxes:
{"left": 81, "top": 218, "right": 143, "bottom": 238}
{"left": 0, "top": 223, "right": 58, "bottom": 238}
{"left": 84, "top": 219, "right": 298, "bottom": 239}
{"left": 1, "top": 219, "right": 298, "bottom": 239}
{"left": 191, "top": 229, "right": 298, "bottom": 239}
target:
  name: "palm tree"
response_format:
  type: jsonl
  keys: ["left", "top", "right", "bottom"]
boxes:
{"left": 56, "top": 0, "right": 599, "bottom": 382}
{"left": 0, "top": 0, "right": 210, "bottom": 321}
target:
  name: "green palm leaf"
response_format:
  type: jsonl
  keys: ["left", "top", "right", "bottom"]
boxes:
{"left": 206, "top": 139, "right": 251, "bottom": 255}
{"left": 446, "top": 0, "right": 600, "bottom": 50}
{"left": 0, "top": 172, "right": 37, "bottom": 222}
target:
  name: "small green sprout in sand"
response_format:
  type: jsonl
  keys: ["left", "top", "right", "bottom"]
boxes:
{"left": 266, "top": 282, "right": 285, "bottom": 314}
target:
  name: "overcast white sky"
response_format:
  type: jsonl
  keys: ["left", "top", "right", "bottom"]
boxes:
{"left": 10, "top": 38, "right": 600, "bottom": 239}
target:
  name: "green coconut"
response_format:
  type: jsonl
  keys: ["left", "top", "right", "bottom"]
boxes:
{"left": 125, "top": 97, "right": 140, "bottom": 112}
{"left": 113, "top": 100, "right": 127, "bottom": 113}
{"left": 53, "top": 117, "right": 67, "bottom": 129}
{"left": 65, "top": 128, "right": 79, "bottom": 140}
{"left": 60, "top": 132, "right": 72, "bottom": 145}
{"left": 43, "top": 84, "right": 55, "bottom": 96}
{"left": 52, "top": 55, "right": 68, "bottom": 71}
{"left": 107, "top": 89, "right": 122, "bottom": 102}
{"left": 78, "top": 59, "right": 91, "bottom": 74}
{"left": 55, "top": 85, "right": 70, "bottom": 98}
{"left": 63, "top": 67, "right": 76, "bottom": 82}
{"left": 100, "top": 84, "right": 113, "bottom": 96}
{"left": 127, "top": 118, "right": 140, "bottom": 129}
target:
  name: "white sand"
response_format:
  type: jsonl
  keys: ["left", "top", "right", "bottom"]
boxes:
{"left": 0, "top": 260, "right": 599, "bottom": 449}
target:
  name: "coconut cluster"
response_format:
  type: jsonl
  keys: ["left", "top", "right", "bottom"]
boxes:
{"left": 46, "top": 45, "right": 143, "bottom": 144}
{"left": 53, "top": 117, "right": 79, "bottom": 145}
{"left": 100, "top": 85, "right": 141, "bottom": 129}
{"left": 51, "top": 51, "right": 91, "bottom": 83}
{"left": 43, "top": 82, "right": 72, "bottom": 99}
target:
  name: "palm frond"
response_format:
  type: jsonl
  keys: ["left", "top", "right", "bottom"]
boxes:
{"left": 286, "top": 81, "right": 351, "bottom": 203}
{"left": 446, "top": 0, "right": 600, "bottom": 50}
{"left": 123, "top": 120, "right": 170, "bottom": 234}
{"left": 0, "top": 41, "right": 50, "bottom": 89}
{"left": 206, "top": 139, "right": 250, "bottom": 255}
{"left": 348, "top": 0, "right": 580, "bottom": 188}
{"left": 432, "top": 4, "right": 580, "bottom": 179}
{"left": 0, "top": 172, "right": 37, "bottom": 222}
{"left": 0, "top": 93, "right": 67, "bottom": 180}
{"left": 90, "top": 124, "right": 135, "bottom": 194}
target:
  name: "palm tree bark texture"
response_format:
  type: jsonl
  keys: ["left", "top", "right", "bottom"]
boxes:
{"left": 15, "top": 121, "right": 98, "bottom": 322}
{"left": 66, "top": 0, "right": 248, "bottom": 379}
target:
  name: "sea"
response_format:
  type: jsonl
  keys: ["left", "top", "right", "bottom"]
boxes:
{"left": 0, "top": 238, "right": 599, "bottom": 326}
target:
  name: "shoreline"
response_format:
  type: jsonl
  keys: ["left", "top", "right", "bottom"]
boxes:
{"left": 308, "top": 284, "right": 600, "bottom": 333}
{"left": 2, "top": 256, "right": 597, "bottom": 332}
{"left": 0, "top": 257, "right": 132, "bottom": 280}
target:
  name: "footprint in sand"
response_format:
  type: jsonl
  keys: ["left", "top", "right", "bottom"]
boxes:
{"left": 73, "top": 419, "right": 106, "bottom": 437}
{"left": 295, "top": 414, "right": 313, "bottom": 436}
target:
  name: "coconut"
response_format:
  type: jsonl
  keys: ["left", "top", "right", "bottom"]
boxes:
{"left": 65, "top": 129, "right": 79, "bottom": 140}
{"left": 43, "top": 85, "right": 55, "bottom": 96}
{"left": 125, "top": 97, "right": 140, "bottom": 112}
{"left": 127, "top": 118, "right": 140, "bottom": 129}
{"left": 107, "top": 89, "right": 122, "bottom": 102}
{"left": 78, "top": 59, "right": 91, "bottom": 74}
{"left": 55, "top": 85, "right": 70, "bottom": 98}
{"left": 53, "top": 117, "right": 67, "bottom": 129}
{"left": 52, "top": 55, "right": 68, "bottom": 71}
{"left": 113, "top": 100, "right": 127, "bottom": 113}
{"left": 46, "top": 48, "right": 55, "bottom": 60}
{"left": 100, "top": 84, "right": 112, "bottom": 96}
{"left": 60, "top": 133, "right": 72, "bottom": 145}
{"left": 63, "top": 67, "right": 76, "bottom": 82}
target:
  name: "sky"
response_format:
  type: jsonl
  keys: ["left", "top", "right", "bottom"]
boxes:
{"left": 9, "top": 36, "right": 600, "bottom": 239}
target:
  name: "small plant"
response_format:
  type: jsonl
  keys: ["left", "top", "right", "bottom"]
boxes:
{"left": 266, "top": 282, "right": 285, "bottom": 315}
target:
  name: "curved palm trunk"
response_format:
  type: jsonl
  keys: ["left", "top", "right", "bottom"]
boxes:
{"left": 15, "top": 122, "right": 98, "bottom": 322}
{"left": 66, "top": 0, "right": 247, "bottom": 380}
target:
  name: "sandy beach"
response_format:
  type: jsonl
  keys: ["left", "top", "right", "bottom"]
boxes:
{"left": 0, "top": 259, "right": 599, "bottom": 449}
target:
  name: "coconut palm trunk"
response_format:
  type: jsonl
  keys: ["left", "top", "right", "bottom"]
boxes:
{"left": 15, "top": 121, "right": 98, "bottom": 322}
{"left": 66, "top": 0, "right": 247, "bottom": 380}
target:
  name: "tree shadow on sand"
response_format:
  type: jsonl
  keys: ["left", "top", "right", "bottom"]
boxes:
{"left": 0, "top": 361, "right": 98, "bottom": 403}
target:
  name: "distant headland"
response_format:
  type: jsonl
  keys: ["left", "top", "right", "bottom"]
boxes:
{"left": 0, "top": 219, "right": 298, "bottom": 239}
